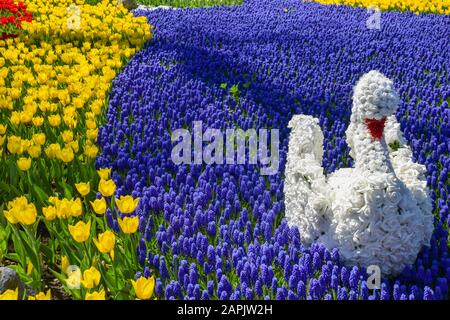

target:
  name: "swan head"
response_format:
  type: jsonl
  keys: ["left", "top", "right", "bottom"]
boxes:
{"left": 351, "top": 70, "right": 400, "bottom": 140}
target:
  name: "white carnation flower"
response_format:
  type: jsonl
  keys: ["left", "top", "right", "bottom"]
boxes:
{"left": 284, "top": 70, "right": 434, "bottom": 276}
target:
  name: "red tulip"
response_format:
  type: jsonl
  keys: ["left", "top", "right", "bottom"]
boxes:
{"left": 0, "top": 0, "right": 32, "bottom": 38}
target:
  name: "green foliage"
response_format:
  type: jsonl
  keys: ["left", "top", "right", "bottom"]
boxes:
{"left": 389, "top": 140, "right": 401, "bottom": 152}
{"left": 85, "top": 0, "right": 103, "bottom": 5}
{"left": 229, "top": 83, "right": 241, "bottom": 103}
{"left": 0, "top": 223, "right": 10, "bottom": 262}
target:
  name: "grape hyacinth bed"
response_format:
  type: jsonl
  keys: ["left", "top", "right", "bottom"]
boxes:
{"left": 95, "top": 0, "right": 450, "bottom": 300}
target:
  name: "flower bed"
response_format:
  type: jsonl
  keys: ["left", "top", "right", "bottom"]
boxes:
{"left": 136, "top": 0, "right": 243, "bottom": 8}
{"left": 0, "top": 0, "right": 449, "bottom": 300}
{"left": 0, "top": 0, "right": 32, "bottom": 39}
{"left": 0, "top": 0, "right": 152, "bottom": 300}
{"left": 96, "top": 0, "right": 449, "bottom": 299}
{"left": 313, "top": 0, "right": 450, "bottom": 15}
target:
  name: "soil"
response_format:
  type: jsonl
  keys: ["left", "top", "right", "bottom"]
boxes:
{"left": 2, "top": 225, "right": 71, "bottom": 300}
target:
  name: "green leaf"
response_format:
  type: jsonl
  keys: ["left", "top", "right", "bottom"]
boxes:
{"left": 58, "top": 240, "right": 81, "bottom": 268}
{"left": 0, "top": 181, "right": 10, "bottom": 193}
{"left": 40, "top": 244, "right": 53, "bottom": 263}
{"left": 10, "top": 229, "right": 26, "bottom": 266}
{"left": 7, "top": 264, "right": 30, "bottom": 282}
{"left": 32, "top": 185, "right": 49, "bottom": 206}
{"left": 36, "top": 160, "right": 51, "bottom": 191}
{"left": 4, "top": 252, "right": 20, "bottom": 262}
{"left": 389, "top": 140, "right": 401, "bottom": 152}
{"left": 98, "top": 264, "right": 116, "bottom": 295}
{"left": 59, "top": 180, "right": 73, "bottom": 199}
{"left": 18, "top": 229, "right": 41, "bottom": 276}
{"left": 48, "top": 267, "right": 74, "bottom": 298}
{"left": 230, "top": 84, "right": 239, "bottom": 95}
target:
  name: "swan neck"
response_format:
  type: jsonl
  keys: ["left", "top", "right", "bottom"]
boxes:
{"left": 352, "top": 124, "right": 394, "bottom": 174}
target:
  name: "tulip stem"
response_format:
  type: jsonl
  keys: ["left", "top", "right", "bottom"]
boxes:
{"left": 117, "top": 237, "right": 133, "bottom": 278}
{"left": 124, "top": 235, "right": 137, "bottom": 278}
{"left": 84, "top": 241, "right": 92, "bottom": 265}
{"left": 113, "top": 258, "right": 119, "bottom": 290}
{"left": 131, "top": 234, "right": 137, "bottom": 267}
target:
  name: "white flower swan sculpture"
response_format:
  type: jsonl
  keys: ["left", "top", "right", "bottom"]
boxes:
{"left": 284, "top": 70, "right": 434, "bottom": 276}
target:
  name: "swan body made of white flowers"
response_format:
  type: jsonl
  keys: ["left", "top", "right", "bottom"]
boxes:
{"left": 284, "top": 70, "right": 434, "bottom": 276}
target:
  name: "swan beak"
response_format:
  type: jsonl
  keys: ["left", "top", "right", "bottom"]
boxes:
{"left": 364, "top": 117, "right": 387, "bottom": 140}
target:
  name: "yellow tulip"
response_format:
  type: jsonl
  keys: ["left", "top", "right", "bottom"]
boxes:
{"left": 27, "top": 261, "right": 34, "bottom": 276}
{"left": 0, "top": 288, "right": 18, "bottom": 300}
{"left": 70, "top": 198, "right": 83, "bottom": 217}
{"left": 62, "top": 130, "right": 74, "bottom": 143}
{"left": 64, "top": 115, "right": 77, "bottom": 129}
{"left": 45, "top": 143, "right": 61, "bottom": 159}
{"left": 32, "top": 133, "right": 46, "bottom": 146}
{"left": 81, "top": 266, "right": 101, "bottom": 289}
{"left": 27, "top": 145, "right": 42, "bottom": 158}
{"left": 5, "top": 196, "right": 37, "bottom": 225}
{"left": 7, "top": 136, "right": 24, "bottom": 154}
{"left": 90, "top": 102, "right": 102, "bottom": 116}
{"left": 0, "top": 0, "right": 153, "bottom": 247}
{"left": 4, "top": 209, "right": 19, "bottom": 224}
{"left": 42, "top": 206, "right": 57, "bottom": 221}
{"left": 48, "top": 114, "right": 61, "bottom": 127}
{"left": 98, "top": 179, "right": 116, "bottom": 197}
{"left": 312, "top": 0, "right": 446, "bottom": 15}
{"left": 69, "top": 140, "right": 79, "bottom": 153}
{"left": 59, "top": 147, "right": 74, "bottom": 163}
{"left": 75, "top": 182, "right": 90, "bottom": 196}
{"left": 10, "top": 112, "right": 20, "bottom": 125}
{"left": 20, "top": 111, "right": 33, "bottom": 124}
{"left": 90, "top": 197, "right": 107, "bottom": 215}
{"left": 86, "top": 119, "right": 97, "bottom": 129}
{"left": 68, "top": 220, "right": 91, "bottom": 243}
{"left": 20, "top": 140, "right": 32, "bottom": 153}
{"left": 28, "top": 290, "right": 51, "bottom": 300}
{"left": 61, "top": 256, "right": 69, "bottom": 274}
{"left": 17, "top": 157, "right": 31, "bottom": 171}
{"left": 87, "top": 128, "right": 98, "bottom": 141}
{"left": 84, "top": 144, "right": 98, "bottom": 158}
{"left": 93, "top": 230, "right": 115, "bottom": 254}
{"left": 55, "top": 198, "right": 72, "bottom": 219}
{"left": 97, "top": 168, "right": 111, "bottom": 180}
{"left": 118, "top": 216, "right": 139, "bottom": 234}
{"left": 48, "top": 196, "right": 59, "bottom": 205}
{"left": 115, "top": 195, "right": 140, "bottom": 214}
{"left": 6, "top": 196, "right": 26, "bottom": 211}
{"left": 85, "top": 289, "right": 105, "bottom": 300}
{"left": 131, "top": 276, "right": 155, "bottom": 300}
{"left": 32, "top": 117, "right": 44, "bottom": 126}
{"left": 17, "top": 206, "right": 37, "bottom": 225}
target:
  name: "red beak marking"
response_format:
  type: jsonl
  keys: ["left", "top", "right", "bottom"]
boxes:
{"left": 365, "top": 117, "right": 386, "bottom": 140}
